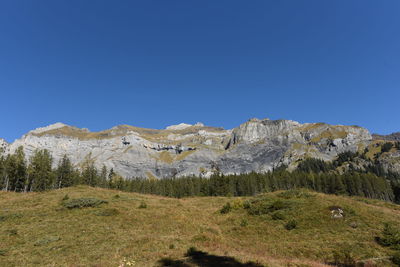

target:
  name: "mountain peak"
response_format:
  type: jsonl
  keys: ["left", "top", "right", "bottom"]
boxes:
{"left": 29, "top": 122, "right": 69, "bottom": 135}
{"left": 165, "top": 122, "right": 205, "bottom": 130}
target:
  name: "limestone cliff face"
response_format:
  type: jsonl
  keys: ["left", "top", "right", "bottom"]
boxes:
{"left": 228, "top": 118, "right": 302, "bottom": 145}
{"left": 1, "top": 119, "right": 382, "bottom": 178}
{"left": 0, "top": 138, "right": 8, "bottom": 152}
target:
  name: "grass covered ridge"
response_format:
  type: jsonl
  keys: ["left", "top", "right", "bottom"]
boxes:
{"left": 0, "top": 186, "right": 399, "bottom": 266}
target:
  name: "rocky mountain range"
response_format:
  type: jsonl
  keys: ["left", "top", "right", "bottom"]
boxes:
{"left": 1, "top": 119, "right": 399, "bottom": 178}
{"left": 373, "top": 132, "right": 400, "bottom": 142}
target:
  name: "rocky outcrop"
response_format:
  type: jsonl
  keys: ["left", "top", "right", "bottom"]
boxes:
{"left": 0, "top": 138, "right": 8, "bottom": 152}
{"left": 227, "top": 118, "right": 302, "bottom": 146}
{"left": 1, "top": 118, "right": 389, "bottom": 178}
{"left": 373, "top": 132, "right": 400, "bottom": 142}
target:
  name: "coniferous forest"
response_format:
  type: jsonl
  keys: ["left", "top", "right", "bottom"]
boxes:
{"left": 1, "top": 146, "right": 399, "bottom": 203}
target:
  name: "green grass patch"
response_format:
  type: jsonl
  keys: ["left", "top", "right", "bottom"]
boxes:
{"left": 61, "top": 197, "right": 108, "bottom": 209}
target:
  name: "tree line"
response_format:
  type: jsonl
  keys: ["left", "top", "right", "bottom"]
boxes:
{"left": 0, "top": 147, "right": 399, "bottom": 202}
{"left": 0, "top": 147, "right": 119, "bottom": 192}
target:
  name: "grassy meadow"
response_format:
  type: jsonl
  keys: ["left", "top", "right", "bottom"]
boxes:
{"left": 1, "top": 186, "right": 400, "bottom": 266}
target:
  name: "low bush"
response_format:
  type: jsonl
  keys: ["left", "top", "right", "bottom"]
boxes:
{"left": 243, "top": 200, "right": 251, "bottom": 209}
{"left": 378, "top": 222, "right": 400, "bottom": 249}
{"left": 381, "top": 142, "right": 394, "bottom": 153}
{"left": 271, "top": 211, "right": 286, "bottom": 220}
{"left": 247, "top": 199, "right": 291, "bottom": 215}
{"left": 61, "top": 198, "right": 108, "bottom": 209}
{"left": 285, "top": 219, "right": 297, "bottom": 230}
{"left": 392, "top": 251, "right": 400, "bottom": 265}
{"left": 231, "top": 199, "right": 244, "bottom": 209}
{"left": 220, "top": 202, "right": 232, "bottom": 214}
{"left": 331, "top": 246, "right": 357, "bottom": 267}
{"left": 240, "top": 219, "right": 248, "bottom": 227}
{"left": 269, "top": 200, "right": 290, "bottom": 211}
{"left": 138, "top": 201, "right": 147, "bottom": 209}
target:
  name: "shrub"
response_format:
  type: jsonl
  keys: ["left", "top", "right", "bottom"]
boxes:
{"left": 381, "top": 142, "right": 394, "bottom": 153}
{"left": 285, "top": 219, "right": 297, "bottom": 230}
{"left": 138, "top": 201, "right": 147, "bottom": 209}
{"left": 332, "top": 246, "right": 356, "bottom": 267}
{"left": 271, "top": 211, "right": 286, "bottom": 220}
{"left": 62, "top": 198, "right": 108, "bottom": 209}
{"left": 220, "top": 202, "right": 232, "bottom": 214}
{"left": 243, "top": 200, "right": 251, "bottom": 209}
{"left": 269, "top": 200, "right": 290, "bottom": 211}
{"left": 0, "top": 249, "right": 7, "bottom": 256}
{"left": 247, "top": 199, "right": 291, "bottom": 216}
{"left": 392, "top": 251, "right": 400, "bottom": 265}
{"left": 240, "top": 219, "right": 248, "bottom": 227}
{"left": 231, "top": 199, "right": 244, "bottom": 209}
{"left": 62, "top": 194, "right": 69, "bottom": 201}
{"left": 185, "top": 247, "right": 197, "bottom": 257}
{"left": 378, "top": 223, "right": 400, "bottom": 249}
{"left": 113, "top": 194, "right": 120, "bottom": 199}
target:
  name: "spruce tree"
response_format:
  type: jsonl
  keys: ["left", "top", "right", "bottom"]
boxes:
{"left": 28, "top": 149, "right": 54, "bottom": 191}
{"left": 100, "top": 165, "right": 108, "bottom": 188}
{"left": 81, "top": 161, "right": 98, "bottom": 187}
{"left": 56, "top": 155, "right": 75, "bottom": 188}
{"left": 6, "top": 147, "right": 27, "bottom": 192}
{"left": 0, "top": 153, "right": 6, "bottom": 190}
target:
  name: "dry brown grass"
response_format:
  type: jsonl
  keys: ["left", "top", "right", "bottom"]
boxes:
{"left": 32, "top": 124, "right": 226, "bottom": 142}
{"left": 0, "top": 186, "right": 398, "bottom": 266}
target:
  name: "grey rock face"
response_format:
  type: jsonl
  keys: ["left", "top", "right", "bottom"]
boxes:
{"left": 0, "top": 138, "right": 9, "bottom": 152}
{"left": 1, "top": 118, "right": 381, "bottom": 178}
{"left": 373, "top": 132, "right": 400, "bottom": 142}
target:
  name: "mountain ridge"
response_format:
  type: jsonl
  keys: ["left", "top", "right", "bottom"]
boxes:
{"left": 1, "top": 118, "right": 399, "bottom": 178}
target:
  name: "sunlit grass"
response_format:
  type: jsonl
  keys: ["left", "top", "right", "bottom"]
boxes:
{"left": 0, "top": 186, "right": 398, "bottom": 266}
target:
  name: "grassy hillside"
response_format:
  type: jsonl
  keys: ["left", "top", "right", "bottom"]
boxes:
{"left": 1, "top": 186, "right": 400, "bottom": 267}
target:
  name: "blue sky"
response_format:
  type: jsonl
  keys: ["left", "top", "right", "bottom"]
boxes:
{"left": 1, "top": 0, "right": 399, "bottom": 142}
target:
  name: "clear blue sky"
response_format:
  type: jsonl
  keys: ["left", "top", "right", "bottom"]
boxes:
{"left": 1, "top": 0, "right": 399, "bottom": 142}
